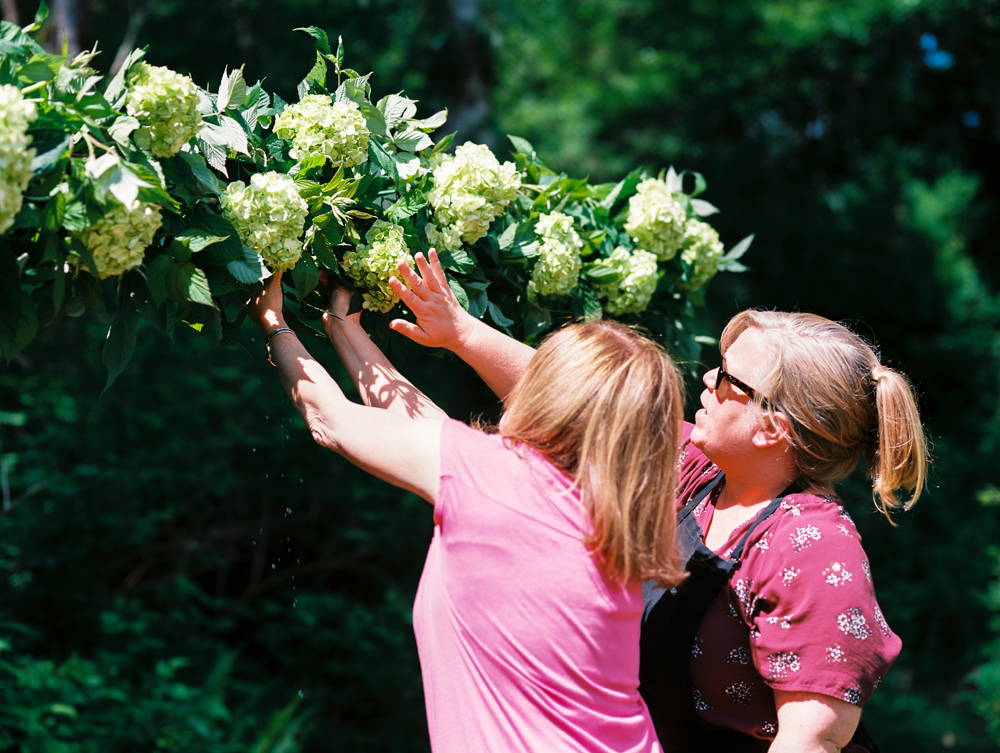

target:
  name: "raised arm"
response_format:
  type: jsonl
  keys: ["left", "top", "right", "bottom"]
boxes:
{"left": 320, "top": 274, "right": 446, "bottom": 421}
{"left": 248, "top": 272, "right": 442, "bottom": 503}
{"left": 388, "top": 249, "right": 535, "bottom": 402}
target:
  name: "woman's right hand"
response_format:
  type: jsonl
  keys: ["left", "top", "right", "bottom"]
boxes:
{"left": 389, "top": 249, "right": 474, "bottom": 351}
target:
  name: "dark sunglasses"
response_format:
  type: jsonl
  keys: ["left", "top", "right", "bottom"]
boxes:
{"left": 715, "top": 365, "right": 758, "bottom": 401}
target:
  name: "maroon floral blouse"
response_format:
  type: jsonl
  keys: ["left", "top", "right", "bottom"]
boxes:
{"left": 676, "top": 423, "right": 901, "bottom": 746}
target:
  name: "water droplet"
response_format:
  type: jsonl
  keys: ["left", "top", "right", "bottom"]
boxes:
{"left": 252, "top": 540, "right": 256, "bottom": 545}
{"left": 253, "top": 448, "right": 256, "bottom": 452}
{"left": 298, "top": 690, "right": 304, "bottom": 698}
{"left": 271, "top": 564, "right": 276, "bottom": 569}
{"left": 265, "top": 474, "right": 269, "bottom": 479}
{"left": 286, "top": 507, "right": 291, "bottom": 515}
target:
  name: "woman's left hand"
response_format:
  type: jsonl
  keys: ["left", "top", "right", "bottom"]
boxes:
{"left": 248, "top": 271, "right": 286, "bottom": 332}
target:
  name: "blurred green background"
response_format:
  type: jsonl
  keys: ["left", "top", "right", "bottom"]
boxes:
{"left": 2, "top": 0, "right": 999, "bottom": 750}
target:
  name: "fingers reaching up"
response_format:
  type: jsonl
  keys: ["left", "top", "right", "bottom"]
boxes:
{"left": 389, "top": 249, "right": 473, "bottom": 350}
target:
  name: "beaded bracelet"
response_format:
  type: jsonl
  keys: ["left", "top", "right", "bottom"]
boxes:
{"left": 265, "top": 327, "right": 293, "bottom": 366}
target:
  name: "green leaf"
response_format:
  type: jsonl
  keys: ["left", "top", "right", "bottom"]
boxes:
{"left": 437, "top": 248, "right": 476, "bottom": 274}
{"left": 410, "top": 108, "right": 448, "bottom": 131}
{"left": 0, "top": 250, "right": 38, "bottom": 362}
{"left": 167, "top": 262, "right": 215, "bottom": 307}
{"left": 217, "top": 67, "right": 248, "bottom": 112}
{"left": 391, "top": 128, "right": 434, "bottom": 153}
{"left": 378, "top": 94, "right": 417, "bottom": 129}
{"left": 497, "top": 222, "right": 518, "bottom": 252}
{"left": 720, "top": 233, "right": 754, "bottom": 262}
{"left": 385, "top": 191, "right": 427, "bottom": 222}
{"left": 144, "top": 254, "right": 172, "bottom": 305}
{"left": 227, "top": 245, "right": 267, "bottom": 284}
{"left": 300, "top": 51, "right": 327, "bottom": 92}
{"left": 86, "top": 153, "right": 152, "bottom": 209}
{"left": 583, "top": 264, "right": 622, "bottom": 285}
{"left": 295, "top": 26, "right": 332, "bottom": 56}
{"left": 26, "top": 0, "right": 49, "bottom": 32}
{"left": 690, "top": 198, "right": 719, "bottom": 217}
{"left": 487, "top": 301, "right": 514, "bottom": 328}
{"left": 508, "top": 135, "right": 536, "bottom": 158}
{"left": 297, "top": 153, "right": 327, "bottom": 174}
{"left": 175, "top": 228, "right": 228, "bottom": 254}
{"left": 368, "top": 140, "right": 399, "bottom": 182}
{"left": 108, "top": 116, "right": 140, "bottom": 150}
{"left": 177, "top": 151, "right": 224, "bottom": 196}
{"left": 102, "top": 274, "right": 141, "bottom": 394}
{"left": 30, "top": 135, "right": 71, "bottom": 173}
{"left": 432, "top": 132, "right": 456, "bottom": 156}
{"left": 448, "top": 277, "right": 469, "bottom": 311}
{"left": 291, "top": 254, "right": 319, "bottom": 300}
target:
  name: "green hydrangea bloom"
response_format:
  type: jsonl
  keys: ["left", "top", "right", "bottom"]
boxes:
{"left": 0, "top": 84, "right": 37, "bottom": 235}
{"left": 220, "top": 172, "right": 308, "bottom": 271}
{"left": 274, "top": 95, "right": 370, "bottom": 168}
{"left": 425, "top": 143, "right": 521, "bottom": 251}
{"left": 126, "top": 63, "right": 203, "bottom": 159}
{"left": 340, "top": 220, "right": 414, "bottom": 313}
{"left": 528, "top": 211, "right": 583, "bottom": 297}
{"left": 624, "top": 177, "right": 688, "bottom": 261}
{"left": 75, "top": 202, "right": 162, "bottom": 279}
{"left": 678, "top": 219, "right": 724, "bottom": 291}
{"left": 594, "top": 246, "right": 659, "bottom": 315}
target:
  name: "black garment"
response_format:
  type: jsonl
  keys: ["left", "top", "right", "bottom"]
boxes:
{"left": 638, "top": 475, "right": 879, "bottom": 752}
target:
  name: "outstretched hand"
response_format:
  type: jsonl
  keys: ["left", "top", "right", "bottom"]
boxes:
{"left": 389, "top": 249, "right": 474, "bottom": 350}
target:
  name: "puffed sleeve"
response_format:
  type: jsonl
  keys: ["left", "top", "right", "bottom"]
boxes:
{"left": 735, "top": 494, "right": 902, "bottom": 707}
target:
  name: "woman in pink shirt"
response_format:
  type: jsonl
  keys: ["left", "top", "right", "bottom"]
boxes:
{"left": 248, "top": 264, "right": 686, "bottom": 752}
{"left": 386, "top": 251, "right": 928, "bottom": 753}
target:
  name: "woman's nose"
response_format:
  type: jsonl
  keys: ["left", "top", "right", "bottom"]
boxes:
{"left": 702, "top": 368, "right": 717, "bottom": 391}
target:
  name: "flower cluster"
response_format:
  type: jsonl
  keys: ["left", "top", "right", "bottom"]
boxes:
{"left": 125, "top": 63, "right": 203, "bottom": 159}
{"left": 425, "top": 143, "right": 521, "bottom": 251}
{"left": 679, "top": 218, "right": 724, "bottom": 290}
{"left": 594, "top": 246, "right": 659, "bottom": 315}
{"left": 624, "top": 177, "right": 688, "bottom": 261}
{"left": 0, "top": 84, "right": 37, "bottom": 235}
{"left": 220, "top": 172, "right": 308, "bottom": 271}
{"left": 340, "top": 220, "right": 414, "bottom": 313}
{"left": 76, "top": 202, "right": 163, "bottom": 279}
{"left": 274, "top": 95, "right": 371, "bottom": 168}
{"left": 528, "top": 212, "right": 584, "bottom": 297}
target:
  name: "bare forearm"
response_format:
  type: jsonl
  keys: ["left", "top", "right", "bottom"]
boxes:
{"left": 325, "top": 315, "right": 447, "bottom": 420}
{"left": 451, "top": 317, "right": 535, "bottom": 402}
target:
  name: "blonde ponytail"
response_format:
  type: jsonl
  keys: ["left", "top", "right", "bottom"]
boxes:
{"left": 867, "top": 365, "right": 928, "bottom": 519}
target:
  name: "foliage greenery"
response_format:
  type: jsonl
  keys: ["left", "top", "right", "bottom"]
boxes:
{"left": 1, "top": 0, "right": 999, "bottom": 751}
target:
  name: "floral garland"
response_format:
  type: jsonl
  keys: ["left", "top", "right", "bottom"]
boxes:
{"left": 0, "top": 11, "right": 751, "bottom": 388}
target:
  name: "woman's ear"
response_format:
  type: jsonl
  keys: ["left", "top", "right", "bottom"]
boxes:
{"left": 752, "top": 410, "right": 791, "bottom": 449}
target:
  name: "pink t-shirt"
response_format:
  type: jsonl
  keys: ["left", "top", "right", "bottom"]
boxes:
{"left": 412, "top": 420, "right": 662, "bottom": 753}
{"left": 675, "top": 423, "right": 901, "bottom": 746}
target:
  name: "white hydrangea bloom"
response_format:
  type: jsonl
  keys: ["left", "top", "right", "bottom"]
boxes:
{"left": 220, "top": 171, "right": 308, "bottom": 271}
{"left": 528, "top": 211, "right": 583, "bottom": 297}
{"left": 0, "top": 84, "right": 37, "bottom": 235}
{"left": 126, "top": 63, "right": 203, "bottom": 158}
{"left": 425, "top": 143, "right": 521, "bottom": 250}
{"left": 76, "top": 202, "right": 162, "bottom": 279}
{"left": 624, "top": 177, "right": 688, "bottom": 261}
{"left": 595, "top": 246, "right": 659, "bottom": 315}
{"left": 679, "top": 218, "right": 724, "bottom": 290}
{"left": 274, "top": 95, "right": 371, "bottom": 168}
{"left": 340, "top": 220, "right": 414, "bottom": 313}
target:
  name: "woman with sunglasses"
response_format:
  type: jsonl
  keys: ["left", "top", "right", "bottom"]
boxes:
{"left": 386, "top": 251, "right": 928, "bottom": 753}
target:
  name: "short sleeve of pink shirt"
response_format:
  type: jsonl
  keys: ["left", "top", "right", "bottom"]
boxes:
{"left": 412, "top": 419, "right": 661, "bottom": 753}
